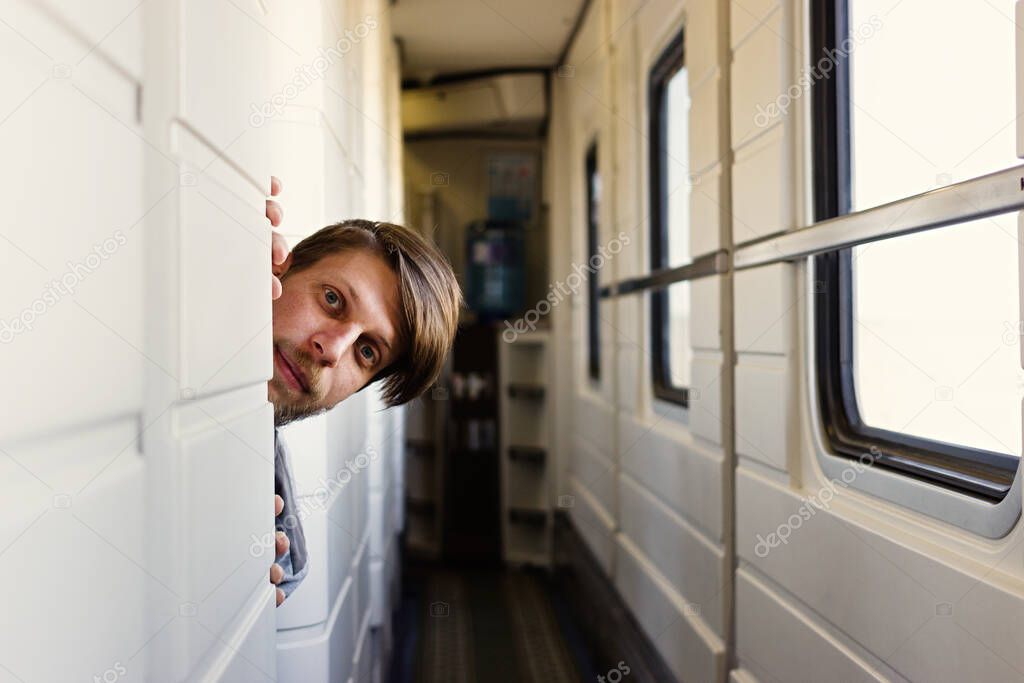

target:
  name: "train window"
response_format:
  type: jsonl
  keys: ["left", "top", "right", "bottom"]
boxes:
{"left": 586, "top": 141, "right": 601, "bottom": 381}
{"left": 852, "top": 222, "right": 1021, "bottom": 457}
{"left": 848, "top": 0, "right": 1016, "bottom": 210}
{"left": 653, "top": 34, "right": 690, "bottom": 269}
{"left": 813, "top": 0, "right": 1021, "bottom": 501}
{"left": 650, "top": 31, "right": 691, "bottom": 404}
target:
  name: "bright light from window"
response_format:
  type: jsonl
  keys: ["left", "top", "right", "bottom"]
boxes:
{"left": 667, "top": 281, "right": 692, "bottom": 388}
{"left": 665, "top": 65, "right": 692, "bottom": 389}
{"left": 666, "top": 66, "right": 690, "bottom": 266}
{"left": 849, "top": 0, "right": 1021, "bottom": 456}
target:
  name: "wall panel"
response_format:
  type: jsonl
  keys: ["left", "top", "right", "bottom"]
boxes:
{"left": 0, "top": 3, "right": 145, "bottom": 442}
{"left": 619, "top": 473, "right": 727, "bottom": 634}
{"left": 550, "top": 5, "right": 731, "bottom": 683}
{"left": 615, "top": 533, "right": 726, "bottom": 683}
{"left": 691, "top": 163, "right": 724, "bottom": 256}
{"left": 0, "top": 0, "right": 405, "bottom": 679}
{"left": 737, "top": 465, "right": 1024, "bottom": 682}
{"left": 731, "top": 123, "right": 790, "bottom": 243}
{"left": 619, "top": 412, "right": 725, "bottom": 540}
{"left": 734, "top": 356, "right": 791, "bottom": 472}
{"left": 736, "top": 569, "right": 893, "bottom": 683}
{"left": 0, "top": 421, "right": 148, "bottom": 682}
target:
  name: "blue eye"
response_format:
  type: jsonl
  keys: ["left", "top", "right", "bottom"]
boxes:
{"left": 360, "top": 344, "right": 376, "bottom": 362}
{"left": 325, "top": 288, "right": 340, "bottom": 306}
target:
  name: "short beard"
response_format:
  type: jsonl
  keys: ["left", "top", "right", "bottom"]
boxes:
{"left": 271, "top": 341, "right": 327, "bottom": 427}
{"left": 274, "top": 400, "right": 327, "bottom": 427}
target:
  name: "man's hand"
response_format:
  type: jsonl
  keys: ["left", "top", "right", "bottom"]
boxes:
{"left": 267, "top": 176, "right": 291, "bottom": 300}
{"left": 271, "top": 493, "right": 290, "bottom": 606}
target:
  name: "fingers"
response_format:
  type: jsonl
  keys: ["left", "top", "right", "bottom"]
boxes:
{"left": 271, "top": 232, "right": 292, "bottom": 301}
{"left": 271, "top": 485, "right": 289, "bottom": 608}
{"left": 271, "top": 232, "right": 289, "bottom": 267}
{"left": 267, "top": 193, "right": 289, "bottom": 302}
{"left": 266, "top": 199, "right": 283, "bottom": 228}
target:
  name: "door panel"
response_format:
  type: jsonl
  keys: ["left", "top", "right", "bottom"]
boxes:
{"left": 0, "top": 420, "right": 146, "bottom": 682}
{"left": 0, "top": 7, "right": 144, "bottom": 442}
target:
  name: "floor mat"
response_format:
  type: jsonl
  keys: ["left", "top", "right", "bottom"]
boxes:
{"left": 503, "top": 571, "right": 581, "bottom": 682}
{"left": 417, "top": 571, "right": 476, "bottom": 683}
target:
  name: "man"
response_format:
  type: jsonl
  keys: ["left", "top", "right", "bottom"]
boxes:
{"left": 263, "top": 177, "right": 461, "bottom": 605}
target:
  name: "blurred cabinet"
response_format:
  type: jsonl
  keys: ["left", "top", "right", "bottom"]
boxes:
{"left": 403, "top": 323, "right": 554, "bottom": 568}
{"left": 403, "top": 380, "right": 447, "bottom": 558}
{"left": 499, "top": 329, "right": 553, "bottom": 566}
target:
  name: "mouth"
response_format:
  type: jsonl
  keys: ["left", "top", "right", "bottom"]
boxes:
{"left": 274, "top": 346, "right": 310, "bottom": 394}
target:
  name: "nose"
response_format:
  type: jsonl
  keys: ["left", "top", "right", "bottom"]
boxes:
{"left": 311, "top": 320, "right": 362, "bottom": 367}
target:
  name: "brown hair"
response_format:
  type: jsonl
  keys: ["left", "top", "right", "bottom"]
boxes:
{"left": 284, "top": 219, "right": 461, "bottom": 406}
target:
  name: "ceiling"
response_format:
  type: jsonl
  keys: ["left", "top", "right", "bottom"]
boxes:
{"left": 392, "top": 0, "right": 586, "bottom": 84}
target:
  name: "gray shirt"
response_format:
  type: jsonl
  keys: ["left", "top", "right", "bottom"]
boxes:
{"left": 274, "top": 429, "right": 309, "bottom": 598}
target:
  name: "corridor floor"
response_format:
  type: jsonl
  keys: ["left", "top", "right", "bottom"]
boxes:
{"left": 389, "top": 563, "right": 598, "bottom": 683}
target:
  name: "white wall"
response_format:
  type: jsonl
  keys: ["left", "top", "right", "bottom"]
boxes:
{"left": 548, "top": 1, "right": 731, "bottom": 680}
{"left": 730, "top": 2, "right": 1024, "bottom": 682}
{"left": 548, "top": 1, "right": 1024, "bottom": 682}
{"left": 0, "top": 1, "right": 404, "bottom": 681}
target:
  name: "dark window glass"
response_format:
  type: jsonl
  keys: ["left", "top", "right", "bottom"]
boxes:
{"left": 650, "top": 31, "right": 691, "bottom": 404}
{"left": 586, "top": 142, "right": 601, "bottom": 381}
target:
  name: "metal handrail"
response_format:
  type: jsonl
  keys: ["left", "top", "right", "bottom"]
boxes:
{"left": 597, "top": 164, "right": 1024, "bottom": 297}
{"left": 735, "top": 163, "right": 1024, "bottom": 269}
{"left": 599, "top": 250, "right": 728, "bottom": 298}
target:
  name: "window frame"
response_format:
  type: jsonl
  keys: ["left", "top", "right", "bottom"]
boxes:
{"left": 586, "top": 140, "right": 601, "bottom": 382}
{"left": 811, "top": 0, "right": 1019, "bottom": 503}
{"left": 648, "top": 30, "right": 688, "bottom": 407}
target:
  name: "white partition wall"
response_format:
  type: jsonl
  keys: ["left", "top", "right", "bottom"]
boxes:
{"left": 0, "top": 1, "right": 404, "bottom": 681}
{"left": 548, "top": 1, "right": 732, "bottom": 681}
{"left": 730, "top": 2, "right": 1024, "bottom": 682}
{"left": 558, "top": 0, "right": 617, "bottom": 579}
{"left": 0, "top": 2, "right": 149, "bottom": 681}
{"left": 549, "top": 1, "right": 1024, "bottom": 682}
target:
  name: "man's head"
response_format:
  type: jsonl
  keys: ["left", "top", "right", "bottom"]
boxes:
{"left": 269, "top": 219, "right": 461, "bottom": 426}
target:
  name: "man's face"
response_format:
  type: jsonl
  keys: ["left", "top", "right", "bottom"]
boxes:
{"left": 269, "top": 248, "right": 404, "bottom": 426}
